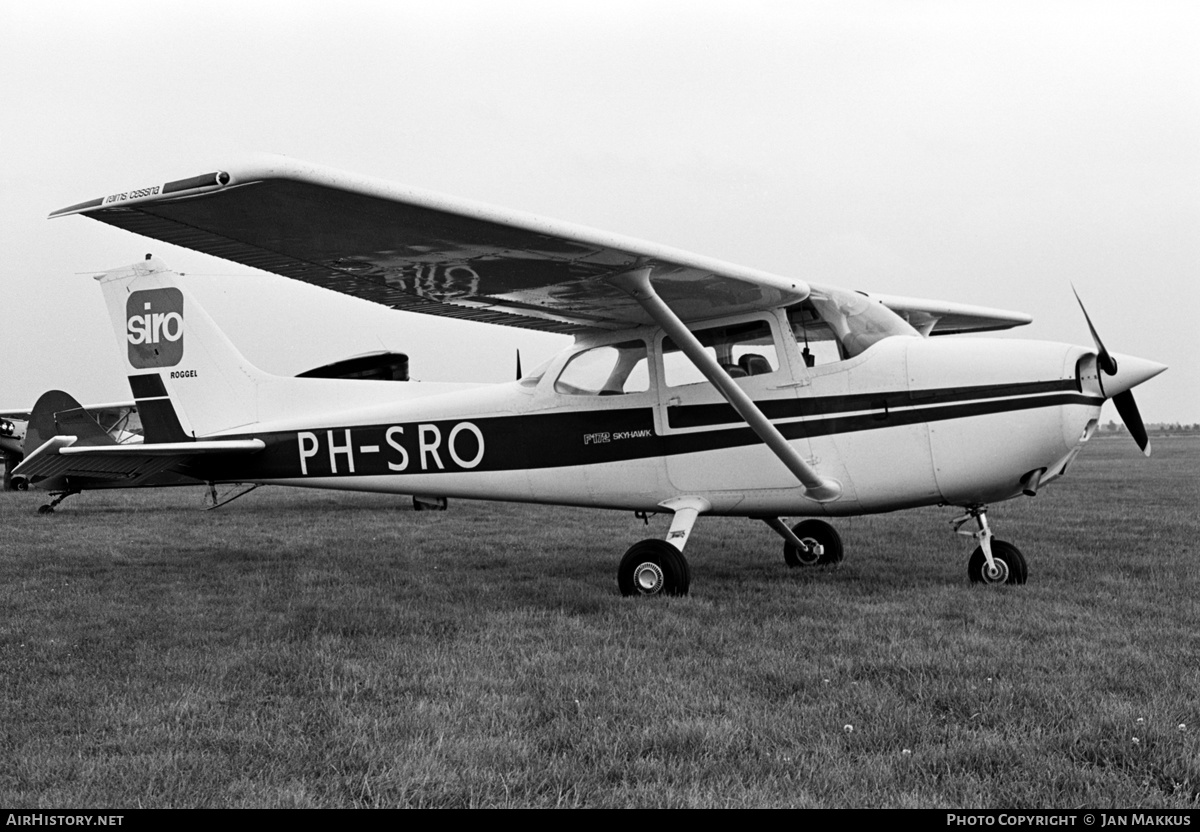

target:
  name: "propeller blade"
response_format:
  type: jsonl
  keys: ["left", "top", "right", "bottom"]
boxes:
{"left": 1072, "top": 288, "right": 1165, "bottom": 455}
{"left": 1072, "top": 286, "right": 1118, "bottom": 375}
{"left": 1113, "top": 390, "right": 1151, "bottom": 457}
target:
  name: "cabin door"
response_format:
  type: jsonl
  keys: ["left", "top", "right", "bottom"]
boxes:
{"left": 654, "top": 317, "right": 811, "bottom": 493}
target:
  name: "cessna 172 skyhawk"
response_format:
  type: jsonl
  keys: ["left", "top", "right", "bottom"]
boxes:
{"left": 14, "top": 157, "right": 1165, "bottom": 594}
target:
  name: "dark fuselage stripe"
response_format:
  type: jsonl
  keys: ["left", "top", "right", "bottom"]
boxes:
{"left": 129, "top": 373, "right": 169, "bottom": 398}
{"left": 667, "top": 378, "right": 1079, "bottom": 429}
{"left": 666, "top": 392, "right": 1098, "bottom": 457}
{"left": 128, "top": 374, "right": 190, "bottom": 443}
{"left": 177, "top": 385, "right": 1102, "bottom": 482}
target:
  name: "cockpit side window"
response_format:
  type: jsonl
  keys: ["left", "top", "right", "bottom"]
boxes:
{"left": 788, "top": 289, "right": 918, "bottom": 366}
{"left": 662, "top": 319, "right": 779, "bottom": 387}
{"left": 554, "top": 340, "right": 650, "bottom": 396}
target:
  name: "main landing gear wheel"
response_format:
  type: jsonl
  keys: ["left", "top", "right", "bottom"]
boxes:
{"left": 967, "top": 540, "right": 1028, "bottom": 585}
{"left": 783, "top": 519, "right": 844, "bottom": 567}
{"left": 618, "top": 539, "right": 691, "bottom": 597}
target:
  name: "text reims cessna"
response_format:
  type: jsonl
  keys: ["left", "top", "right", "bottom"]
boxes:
{"left": 17, "top": 157, "right": 1165, "bottom": 594}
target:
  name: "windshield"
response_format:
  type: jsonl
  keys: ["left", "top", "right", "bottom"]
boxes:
{"left": 790, "top": 288, "right": 918, "bottom": 363}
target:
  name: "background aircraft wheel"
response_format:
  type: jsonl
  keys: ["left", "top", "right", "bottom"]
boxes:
{"left": 968, "top": 540, "right": 1027, "bottom": 585}
{"left": 37, "top": 504, "right": 54, "bottom": 515}
{"left": 784, "top": 519, "right": 843, "bottom": 567}
{"left": 618, "top": 539, "right": 691, "bottom": 597}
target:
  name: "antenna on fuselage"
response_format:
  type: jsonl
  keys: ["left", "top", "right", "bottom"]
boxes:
{"left": 515, "top": 349, "right": 523, "bottom": 381}
{"left": 798, "top": 305, "right": 815, "bottom": 368}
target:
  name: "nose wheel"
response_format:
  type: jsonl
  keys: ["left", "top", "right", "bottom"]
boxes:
{"left": 967, "top": 540, "right": 1027, "bottom": 584}
{"left": 953, "top": 506, "right": 1027, "bottom": 585}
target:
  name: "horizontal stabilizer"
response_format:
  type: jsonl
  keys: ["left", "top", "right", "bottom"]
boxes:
{"left": 12, "top": 436, "right": 264, "bottom": 487}
{"left": 59, "top": 439, "right": 265, "bottom": 456}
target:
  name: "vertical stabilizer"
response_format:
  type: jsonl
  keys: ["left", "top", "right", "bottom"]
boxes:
{"left": 25, "top": 390, "right": 116, "bottom": 452}
{"left": 97, "top": 257, "right": 267, "bottom": 440}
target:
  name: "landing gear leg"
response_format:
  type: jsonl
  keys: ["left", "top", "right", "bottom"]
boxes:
{"left": 617, "top": 497, "right": 709, "bottom": 597}
{"left": 763, "top": 517, "right": 844, "bottom": 567}
{"left": 951, "top": 505, "right": 1027, "bottom": 585}
{"left": 2, "top": 452, "right": 17, "bottom": 491}
{"left": 38, "top": 489, "right": 79, "bottom": 515}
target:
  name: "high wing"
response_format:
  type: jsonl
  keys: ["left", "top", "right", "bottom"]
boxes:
{"left": 50, "top": 156, "right": 814, "bottom": 332}
{"left": 865, "top": 292, "right": 1032, "bottom": 335}
{"left": 51, "top": 156, "right": 1032, "bottom": 333}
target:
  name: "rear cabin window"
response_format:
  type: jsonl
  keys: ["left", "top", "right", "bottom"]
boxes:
{"left": 662, "top": 320, "right": 779, "bottom": 387}
{"left": 554, "top": 341, "right": 650, "bottom": 396}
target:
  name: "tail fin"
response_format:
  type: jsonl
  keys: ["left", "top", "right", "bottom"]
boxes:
{"left": 25, "top": 390, "right": 116, "bottom": 452}
{"left": 97, "top": 257, "right": 269, "bottom": 440}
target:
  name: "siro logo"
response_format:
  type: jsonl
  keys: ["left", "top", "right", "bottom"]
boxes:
{"left": 126, "top": 288, "right": 185, "bottom": 368}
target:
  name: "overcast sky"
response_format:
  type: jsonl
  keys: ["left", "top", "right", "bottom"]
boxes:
{"left": 2, "top": 0, "right": 1196, "bottom": 423}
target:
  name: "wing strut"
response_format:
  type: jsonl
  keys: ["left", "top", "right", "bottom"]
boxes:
{"left": 610, "top": 269, "right": 841, "bottom": 503}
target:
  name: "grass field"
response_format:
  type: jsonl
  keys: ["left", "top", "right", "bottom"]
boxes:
{"left": 2, "top": 435, "right": 1197, "bottom": 808}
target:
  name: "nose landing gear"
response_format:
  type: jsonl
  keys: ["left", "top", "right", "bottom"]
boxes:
{"left": 952, "top": 505, "right": 1027, "bottom": 585}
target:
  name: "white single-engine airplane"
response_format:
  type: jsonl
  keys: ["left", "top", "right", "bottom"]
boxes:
{"left": 15, "top": 157, "right": 1165, "bottom": 593}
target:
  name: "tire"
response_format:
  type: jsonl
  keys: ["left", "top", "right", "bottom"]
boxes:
{"left": 618, "top": 539, "right": 691, "bottom": 597}
{"left": 967, "top": 540, "right": 1028, "bottom": 585}
{"left": 784, "top": 519, "right": 844, "bottom": 567}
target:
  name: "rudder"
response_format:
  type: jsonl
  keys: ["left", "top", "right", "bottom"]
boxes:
{"left": 25, "top": 390, "right": 115, "bottom": 454}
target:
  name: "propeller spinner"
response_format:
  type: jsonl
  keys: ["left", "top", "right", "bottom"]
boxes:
{"left": 1072, "top": 287, "right": 1167, "bottom": 456}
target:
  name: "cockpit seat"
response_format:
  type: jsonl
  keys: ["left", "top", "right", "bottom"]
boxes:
{"left": 738, "top": 353, "right": 772, "bottom": 376}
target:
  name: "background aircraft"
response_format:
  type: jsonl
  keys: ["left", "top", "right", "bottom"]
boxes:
{"left": 4, "top": 400, "right": 140, "bottom": 491}
{"left": 1, "top": 412, "right": 29, "bottom": 491}
{"left": 15, "top": 157, "right": 1165, "bottom": 594}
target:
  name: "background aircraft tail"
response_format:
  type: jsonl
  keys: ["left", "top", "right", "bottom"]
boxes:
{"left": 25, "top": 390, "right": 117, "bottom": 453}
{"left": 97, "top": 257, "right": 269, "bottom": 440}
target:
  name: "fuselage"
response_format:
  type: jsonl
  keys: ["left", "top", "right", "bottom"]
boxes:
{"left": 188, "top": 306, "right": 1104, "bottom": 518}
